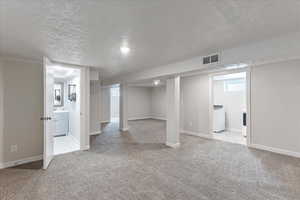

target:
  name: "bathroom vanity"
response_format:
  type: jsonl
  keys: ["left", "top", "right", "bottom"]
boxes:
{"left": 53, "top": 110, "right": 69, "bottom": 137}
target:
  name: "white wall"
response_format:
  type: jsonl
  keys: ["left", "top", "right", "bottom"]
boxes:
{"left": 110, "top": 87, "right": 120, "bottom": 119}
{"left": 100, "top": 85, "right": 166, "bottom": 121}
{"left": 90, "top": 81, "right": 101, "bottom": 134}
{"left": 65, "top": 76, "right": 81, "bottom": 142}
{"left": 127, "top": 86, "right": 152, "bottom": 120}
{"left": 151, "top": 86, "right": 166, "bottom": 120}
{"left": 1, "top": 59, "right": 43, "bottom": 164}
{"left": 251, "top": 60, "right": 300, "bottom": 155}
{"left": 181, "top": 74, "right": 210, "bottom": 135}
{"left": 101, "top": 87, "right": 110, "bottom": 122}
{"left": 0, "top": 60, "right": 4, "bottom": 165}
{"left": 213, "top": 79, "right": 246, "bottom": 132}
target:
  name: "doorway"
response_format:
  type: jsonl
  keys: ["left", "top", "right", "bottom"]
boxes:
{"left": 210, "top": 71, "right": 249, "bottom": 145}
{"left": 110, "top": 86, "right": 120, "bottom": 124}
{"left": 52, "top": 66, "right": 81, "bottom": 155}
{"left": 43, "top": 57, "right": 89, "bottom": 169}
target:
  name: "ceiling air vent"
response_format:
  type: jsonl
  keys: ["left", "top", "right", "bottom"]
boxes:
{"left": 203, "top": 54, "right": 219, "bottom": 65}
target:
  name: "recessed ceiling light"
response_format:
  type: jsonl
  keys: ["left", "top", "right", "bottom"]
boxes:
{"left": 153, "top": 80, "right": 160, "bottom": 86}
{"left": 120, "top": 46, "right": 130, "bottom": 55}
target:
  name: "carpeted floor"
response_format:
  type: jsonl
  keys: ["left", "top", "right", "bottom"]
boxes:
{"left": 1, "top": 119, "right": 300, "bottom": 200}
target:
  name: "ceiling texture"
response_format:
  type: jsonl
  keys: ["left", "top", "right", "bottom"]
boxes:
{"left": 1, "top": 0, "right": 300, "bottom": 79}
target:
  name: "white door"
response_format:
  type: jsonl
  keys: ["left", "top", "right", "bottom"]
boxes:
{"left": 43, "top": 57, "right": 55, "bottom": 169}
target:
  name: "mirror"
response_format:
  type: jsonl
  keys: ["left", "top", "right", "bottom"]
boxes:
{"left": 54, "top": 83, "right": 64, "bottom": 107}
{"left": 68, "top": 84, "right": 76, "bottom": 102}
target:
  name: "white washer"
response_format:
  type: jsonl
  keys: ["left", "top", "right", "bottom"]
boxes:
{"left": 213, "top": 105, "right": 225, "bottom": 133}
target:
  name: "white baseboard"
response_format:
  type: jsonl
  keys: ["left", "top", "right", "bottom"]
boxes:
{"left": 128, "top": 116, "right": 152, "bottom": 121}
{"left": 151, "top": 116, "right": 166, "bottom": 121}
{"left": 128, "top": 116, "right": 167, "bottom": 121}
{"left": 182, "top": 130, "right": 300, "bottom": 158}
{"left": 81, "top": 145, "right": 90, "bottom": 151}
{"left": 90, "top": 130, "right": 102, "bottom": 136}
{"left": 181, "top": 130, "right": 212, "bottom": 139}
{"left": 0, "top": 155, "right": 43, "bottom": 169}
{"left": 120, "top": 127, "right": 129, "bottom": 132}
{"left": 166, "top": 142, "right": 180, "bottom": 148}
{"left": 249, "top": 144, "right": 300, "bottom": 158}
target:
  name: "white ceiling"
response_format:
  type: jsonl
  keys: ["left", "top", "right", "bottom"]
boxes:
{"left": 51, "top": 65, "right": 80, "bottom": 80}
{"left": 1, "top": 0, "right": 300, "bottom": 79}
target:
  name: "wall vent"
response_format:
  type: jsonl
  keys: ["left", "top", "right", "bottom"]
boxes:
{"left": 203, "top": 54, "right": 219, "bottom": 65}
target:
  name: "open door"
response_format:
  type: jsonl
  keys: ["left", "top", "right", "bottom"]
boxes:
{"left": 43, "top": 57, "right": 55, "bottom": 169}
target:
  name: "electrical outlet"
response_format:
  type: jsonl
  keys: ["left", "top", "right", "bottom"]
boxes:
{"left": 189, "top": 122, "right": 193, "bottom": 127}
{"left": 10, "top": 145, "right": 18, "bottom": 153}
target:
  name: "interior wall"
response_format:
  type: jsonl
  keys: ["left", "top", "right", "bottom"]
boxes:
{"left": 101, "top": 87, "right": 110, "bottom": 122}
{"left": 251, "top": 59, "right": 300, "bottom": 154}
{"left": 110, "top": 87, "right": 120, "bottom": 119}
{"left": 213, "top": 79, "right": 246, "bottom": 132}
{"left": 1, "top": 59, "right": 43, "bottom": 163}
{"left": 0, "top": 60, "right": 4, "bottom": 165}
{"left": 151, "top": 86, "right": 166, "bottom": 120}
{"left": 181, "top": 74, "right": 210, "bottom": 135}
{"left": 127, "top": 86, "right": 152, "bottom": 120}
{"left": 90, "top": 81, "right": 101, "bottom": 134}
{"left": 65, "top": 76, "right": 81, "bottom": 142}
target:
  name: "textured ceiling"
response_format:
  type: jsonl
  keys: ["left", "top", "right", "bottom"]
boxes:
{"left": 1, "top": 0, "right": 300, "bottom": 78}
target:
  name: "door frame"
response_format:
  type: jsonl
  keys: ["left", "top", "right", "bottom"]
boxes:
{"left": 43, "top": 60, "right": 90, "bottom": 169}
{"left": 208, "top": 67, "right": 252, "bottom": 146}
{"left": 43, "top": 57, "right": 55, "bottom": 169}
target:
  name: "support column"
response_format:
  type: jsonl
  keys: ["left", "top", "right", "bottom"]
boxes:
{"left": 89, "top": 80, "right": 102, "bottom": 135}
{"left": 166, "top": 76, "right": 180, "bottom": 148}
{"left": 119, "top": 83, "right": 129, "bottom": 131}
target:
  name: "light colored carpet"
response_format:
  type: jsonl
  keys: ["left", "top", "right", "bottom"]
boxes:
{"left": 1, "top": 119, "right": 300, "bottom": 200}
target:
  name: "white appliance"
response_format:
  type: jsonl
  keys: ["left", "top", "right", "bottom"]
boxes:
{"left": 213, "top": 105, "right": 225, "bottom": 132}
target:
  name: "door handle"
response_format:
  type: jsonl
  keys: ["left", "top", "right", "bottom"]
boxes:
{"left": 40, "top": 117, "right": 52, "bottom": 121}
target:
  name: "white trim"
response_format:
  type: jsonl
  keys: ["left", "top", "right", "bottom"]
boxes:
{"left": 166, "top": 142, "right": 180, "bottom": 148}
{"left": 82, "top": 67, "right": 90, "bottom": 153}
{"left": 120, "top": 127, "right": 129, "bottom": 132}
{"left": 246, "top": 67, "right": 252, "bottom": 146}
{"left": 182, "top": 130, "right": 300, "bottom": 158}
{"left": 90, "top": 131, "right": 102, "bottom": 135}
{"left": 0, "top": 155, "right": 43, "bottom": 169}
{"left": 181, "top": 130, "right": 212, "bottom": 139}
{"left": 81, "top": 145, "right": 90, "bottom": 151}
{"left": 100, "top": 120, "right": 110, "bottom": 123}
{"left": 151, "top": 116, "right": 167, "bottom": 121}
{"left": 249, "top": 144, "right": 300, "bottom": 158}
{"left": 128, "top": 116, "right": 152, "bottom": 121}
